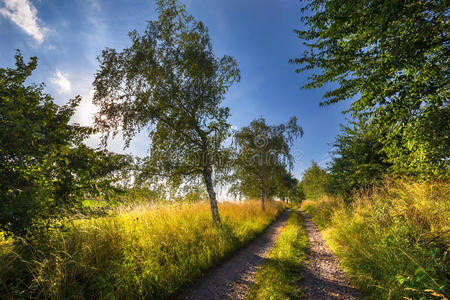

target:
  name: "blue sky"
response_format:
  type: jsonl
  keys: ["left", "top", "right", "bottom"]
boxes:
{"left": 0, "top": 0, "right": 351, "bottom": 179}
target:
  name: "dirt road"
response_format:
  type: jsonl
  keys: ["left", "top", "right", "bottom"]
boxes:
{"left": 181, "top": 209, "right": 290, "bottom": 300}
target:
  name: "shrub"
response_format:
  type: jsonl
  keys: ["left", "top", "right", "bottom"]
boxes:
{"left": 0, "top": 52, "right": 131, "bottom": 237}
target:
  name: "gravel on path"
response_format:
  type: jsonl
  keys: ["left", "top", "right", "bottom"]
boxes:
{"left": 300, "top": 210, "right": 360, "bottom": 300}
{"left": 180, "top": 209, "right": 290, "bottom": 300}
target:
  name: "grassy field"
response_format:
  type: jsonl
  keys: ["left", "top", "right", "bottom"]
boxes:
{"left": 0, "top": 200, "right": 285, "bottom": 299}
{"left": 301, "top": 179, "right": 449, "bottom": 299}
{"left": 247, "top": 209, "right": 308, "bottom": 299}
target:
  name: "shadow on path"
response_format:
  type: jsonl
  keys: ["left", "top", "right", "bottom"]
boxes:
{"left": 180, "top": 209, "right": 290, "bottom": 300}
{"left": 300, "top": 211, "right": 360, "bottom": 300}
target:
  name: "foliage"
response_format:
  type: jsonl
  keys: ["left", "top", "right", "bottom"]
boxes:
{"left": 328, "top": 118, "right": 392, "bottom": 196}
{"left": 93, "top": 0, "right": 240, "bottom": 222}
{"left": 301, "top": 179, "right": 450, "bottom": 299}
{"left": 290, "top": 181, "right": 306, "bottom": 203}
{"left": 232, "top": 117, "right": 303, "bottom": 206}
{"left": 292, "top": 0, "right": 450, "bottom": 178}
{"left": 0, "top": 52, "right": 131, "bottom": 237}
{"left": 301, "top": 195, "right": 344, "bottom": 228}
{"left": 273, "top": 168, "right": 300, "bottom": 202}
{"left": 0, "top": 200, "right": 285, "bottom": 299}
{"left": 300, "top": 161, "right": 329, "bottom": 200}
{"left": 247, "top": 210, "right": 308, "bottom": 299}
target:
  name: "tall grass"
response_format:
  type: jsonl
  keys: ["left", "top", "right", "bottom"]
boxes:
{"left": 0, "top": 200, "right": 284, "bottom": 299}
{"left": 301, "top": 179, "right": 449, "bottom": 299}
{"left": 247, "top": 210, "right": 308, "bottom": 299}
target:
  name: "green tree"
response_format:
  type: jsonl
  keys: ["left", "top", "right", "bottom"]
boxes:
{"left": 0, "top": 52, "right": 130, "bottom": 236}
{"left": 328, "top": 118, "right": 392, "bottom": 195}
{"left": 292, "top": 0, "right": 449, "bottom": 178}
{"left": 293, "top": 181, "right": 306, "bottom": 203}
{"left": 92, "top": 0, "right": 240, "bottom": 223}
{"left": 272, "top": 169, "right": 299, "bottom": 202}
{"left": 301, "top": 162, "right": 329, "bottom": 200}
{"left": 233, "top": 117, "right": 303, "bottom": 209}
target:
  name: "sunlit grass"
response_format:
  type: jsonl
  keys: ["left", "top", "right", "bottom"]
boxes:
{"left": 301, "top": 179, "right": 449, "bottom": 299}
{"left": 247, "top": 210, "right": 308, "bottom": 300}
{"left": 0, "top": 200, "right": 285, "bottom": 299}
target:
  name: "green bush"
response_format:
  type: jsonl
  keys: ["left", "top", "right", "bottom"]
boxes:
{"left": 0, "top": 52, "right": 131, "bottom": 237}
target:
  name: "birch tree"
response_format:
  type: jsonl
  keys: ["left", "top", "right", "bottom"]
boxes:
{"left": 233, "top": 117, "right": 303, "bottom": 210}
{"left": 92, "top": 0, "right": 240, "bottom": 223}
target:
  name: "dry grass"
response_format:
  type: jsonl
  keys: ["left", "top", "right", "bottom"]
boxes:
{"left": 0, "top": 200, "right": 285, "bottom": 299}
{"left": 301, "top": 179, "right": 449, "bottom": 299}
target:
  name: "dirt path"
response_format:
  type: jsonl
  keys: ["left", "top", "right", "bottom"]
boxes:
{"left": 300, "top": 210, "right": 360, "bottom": 300}
{"left": 180, "top": 209, "right": 290, "bottom": 300}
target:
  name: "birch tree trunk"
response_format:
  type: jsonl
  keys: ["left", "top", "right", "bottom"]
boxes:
{"left": 260, "top": 167, "right": 265, "bottom": 211}
{"left": 203, "top": 150, "right": 221, "bottom": 223}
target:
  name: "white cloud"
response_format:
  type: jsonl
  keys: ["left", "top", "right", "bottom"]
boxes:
{"left": 50, "top": 70, "right": 71, "bottom": 94}
{"left": 0, "top": 0, "right": 47, "bottom": 44}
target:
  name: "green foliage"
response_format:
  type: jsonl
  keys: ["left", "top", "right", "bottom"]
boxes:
{"left": 301, "top": 180, "right": 450, "bottom": 299}
{"left": 232, "top": 117, "right": 303, "bottom": 202}
{"left": 92, "top": 0, "right": 240, "bottom": 222}
{"left": 273, "top": 169, "right": 300, "bottom": 202}
{"left": 0, "top": 201, "right": 284, "bottom": 299}
{"left": 328, "top": 118, "right": 392, "bottom": 195}
{"left": 293, "top": 0, "right": 449, "bottom": 178}
{"left": 291, "top": 182, "right": 306, "bottom": 203}
{"left": 0, "top": 52, "right": 132, "bottom": 237}
{"left": 300, "top": 161, "right": 329, "bottom": 200}
{"left": 247, "top": 210, "right": 308, "bottom": 299}
{"left": 301, "top": 196, "right": 345, "bottom": 229}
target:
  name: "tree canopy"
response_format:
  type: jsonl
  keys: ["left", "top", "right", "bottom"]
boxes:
{"left": 292, "top": 0, "right": 449, "bottom": 178}
{"left": 300, "top": 162, "right": 329, "bottom": 200}
{"left": 328, "top": 118, "right": 392, "bottom": 195}
{"left": 232, "top": 117, "right": 303, "bottom": 208}
{"left": 93, "top": 0, "right": 240, "bottom": 222}
{"left": 0, "top": 52, "right": 131, "bottom": 236}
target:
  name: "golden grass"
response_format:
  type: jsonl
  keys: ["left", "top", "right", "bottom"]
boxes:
{"left": 301, "top": 179, "right": 449, "bottom": 299}
{"left": 0, "top": 200, "right": 285, "bottom": 299}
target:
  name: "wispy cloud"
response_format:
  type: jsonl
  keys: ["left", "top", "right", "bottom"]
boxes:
{"left": 0, "top": 0, "right": 48, "bottom": 44}
{"left": 50, "top": 70, "right": 71, "bottom": 94}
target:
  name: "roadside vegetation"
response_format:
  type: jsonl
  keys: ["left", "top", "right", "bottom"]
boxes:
{"left": 247, "top": 210, "right": 308, "bottom": 299}
{"left": 293, "top": 0, "right": 449, "bottom": 298}
{"left": 0, "top": 200, "right": 284, "bottom": 299}
{"left": 301, "top": 179, "right": 449, "bottom": 299}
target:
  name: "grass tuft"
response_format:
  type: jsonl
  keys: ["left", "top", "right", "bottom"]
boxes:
{"left": 247, "top": 210, "right": 308, "bottom": 300}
